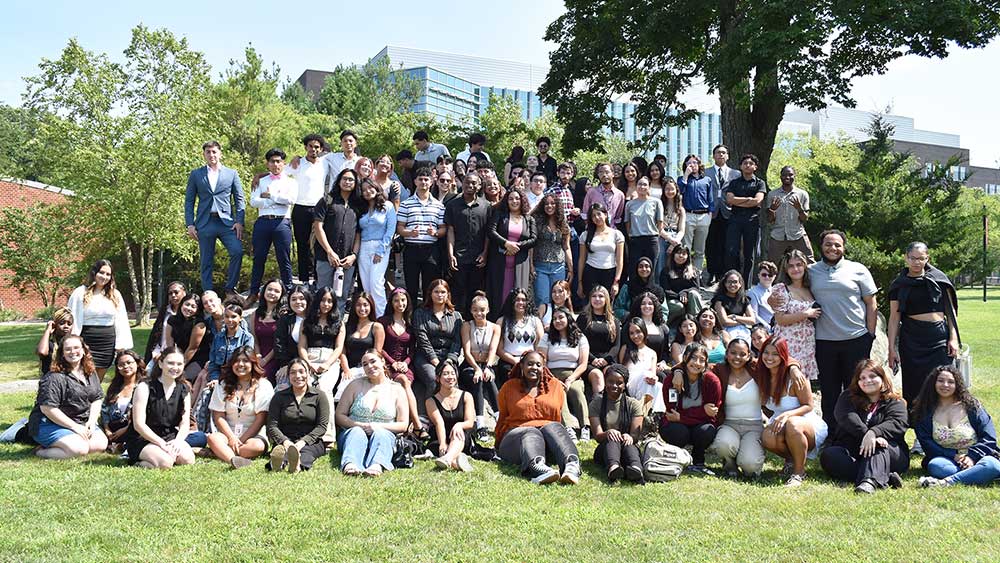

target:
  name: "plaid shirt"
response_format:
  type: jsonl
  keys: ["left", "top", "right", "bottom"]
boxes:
{"left": 544, "top": 183, "right": 575, "bottom": 223}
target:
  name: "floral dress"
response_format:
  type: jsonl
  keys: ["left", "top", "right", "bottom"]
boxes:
{"left": 770, "top": 283, "right": 819, "bottom": 381}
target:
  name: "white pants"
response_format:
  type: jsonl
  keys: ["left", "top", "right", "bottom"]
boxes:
{"left": 682, "top": 212, "right": 712, "bottom": 270}
{"left": 358, "top": 239, "right": 390, "bottom": 317}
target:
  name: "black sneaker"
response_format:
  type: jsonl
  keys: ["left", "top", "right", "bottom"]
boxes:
{"left": 624, "top": 464, "right": 645, "bottom": 483}
{"left": 887, "top": 472, "right": 903, "bottom": 489}
{"left": 526, "top": 457, "right": 559, "bottom": 485}
{"left": 607, "top": 464, "right": 624, "bottom": 483}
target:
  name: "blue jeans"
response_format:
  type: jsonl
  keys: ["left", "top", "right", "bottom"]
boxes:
{"left": 198, "top": 217, "right": 244, "bottom": 292}
{"left": 927, "top": 455, "right": 1000, "bottom": 485}
{"left": 337, "top": 426, "right": 396, "bottom": 471}
{"left": 249, "top": 217, "right": 293, "bottom": 294}
{"left": 533, "top": 261, "right": 567, "bottom": 306}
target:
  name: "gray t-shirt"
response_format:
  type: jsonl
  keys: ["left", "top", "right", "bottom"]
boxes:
{"left": 809, "top": 258, "right": 877, "bottom": 341}
{"left": 624, "top": 198, "right": 664, "bottom": 236}
{"left": 588, "top": 394, "right": 643, "bottom": 432}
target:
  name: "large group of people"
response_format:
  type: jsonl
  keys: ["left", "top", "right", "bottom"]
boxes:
{"left": 2, "top": 129, "right": 994, "bottom": 492}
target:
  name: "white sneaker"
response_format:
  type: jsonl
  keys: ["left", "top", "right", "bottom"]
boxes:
{"left": 456, "top": 453, "right": 474, "bottom": 472}
{"left": 0, "top": 418, "right": 27, "bottom": 443}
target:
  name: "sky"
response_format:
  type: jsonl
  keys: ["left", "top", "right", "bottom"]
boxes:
{"left": 4, "top": 0, "right": 998, "bottom": 167}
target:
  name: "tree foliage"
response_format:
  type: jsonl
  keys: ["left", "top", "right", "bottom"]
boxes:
{"left": 212, "top": 46, "right": 306, "bottom": 172}
{"left": 0, "top": 203, "right": 78, "bottom": 309}
{"left": 478, "top": 93, "right": 565, "bottom": 163}
{"left": 540, "top": 0, "right": 1000, "bottom": 177}
{"left": 23, "top": 26, "right": 214, "bottom": 323}
{"left": 807, "top": 115, "right": 986, "bottom": 300}
{"left": 315, "top": 58, "right": 421, "bottom": 129}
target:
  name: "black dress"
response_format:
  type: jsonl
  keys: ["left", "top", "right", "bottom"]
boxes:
{"left": 124, "top": 379, "right": 189, "bottom": 465}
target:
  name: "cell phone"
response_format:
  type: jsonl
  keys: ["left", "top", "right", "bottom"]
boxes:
{"left": 668, "top": 388, "right": 678, "bottom": 404}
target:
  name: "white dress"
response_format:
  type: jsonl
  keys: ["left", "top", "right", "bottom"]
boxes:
{"left": 765, "top": 384, "right": 828, "bottom": 459}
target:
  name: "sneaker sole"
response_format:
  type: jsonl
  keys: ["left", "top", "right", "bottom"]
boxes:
{"left": 269, "top": 446, "right": 286, "bottom": 472}
{"left": 286, "top": 446, "right": 300, "bottom": 474}
{"left": 559, "top": 473, "right": 580, "bottom": 485}
{"left": 531, "top": 471, "right": 559, "bottom": 485}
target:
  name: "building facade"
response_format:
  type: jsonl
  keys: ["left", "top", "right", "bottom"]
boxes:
{"left": 296, "top": 46, "right": 722, "bottom": 174}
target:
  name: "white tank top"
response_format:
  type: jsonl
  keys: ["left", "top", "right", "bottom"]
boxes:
{"left": 725, "top": 377, "right": 761, "bottom": 421}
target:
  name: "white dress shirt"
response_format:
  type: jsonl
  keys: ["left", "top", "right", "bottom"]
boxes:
{"left": 287, "top": 157, "right": 328, "bottom": 207}
{"left": 324, "top": 152, "right": 360, "bottom": 189}
{"left": 251, "top": 174, "right": 296, "bottom": 218}
{"left": 207, "top": 166, "right": 220, "bottom": 213}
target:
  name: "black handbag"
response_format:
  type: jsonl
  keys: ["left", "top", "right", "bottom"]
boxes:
{"left": 391, "top": 431, "right": 425, "bottom": 469}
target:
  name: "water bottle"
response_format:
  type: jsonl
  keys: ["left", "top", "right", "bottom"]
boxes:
{"left": 333, "top": 267, "right": 345, "bottom": 298}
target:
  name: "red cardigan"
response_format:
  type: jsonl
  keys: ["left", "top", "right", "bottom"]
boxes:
{"left": 660, "top": 370, "right": 722, "bottom": 427}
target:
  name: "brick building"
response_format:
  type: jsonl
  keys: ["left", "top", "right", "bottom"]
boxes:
{"left": 0, "top": 178, "right": 74, "bottom": 317}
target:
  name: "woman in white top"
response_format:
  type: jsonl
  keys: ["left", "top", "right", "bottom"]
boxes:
{"left": 205, "top": 347, "right": 275, "bottom": 469}
{"left": 538, "top": 280, "right": 575, "bottom": 330}
{"left": 620, "top": 318, "right": 664, "bottom": 413}
{"left": 577, "top": 203, "right": 625, "bottom": 299}
{"left": 538, "top": 306, "right": 590, "bottom": 432}
{"left": 757, "top": 336, "right": 828, "bottom": 487}
{"left": 67, "top": 259, "right": 133, "bottom": 379}
{"left": 459, "top": 292, "right": 501, "bottom": 424}
{"left": 494, "top": 288, "right": 544, "bottom": 389}
{"left": 709, "top": 339, "right": 765, "bottom": 478}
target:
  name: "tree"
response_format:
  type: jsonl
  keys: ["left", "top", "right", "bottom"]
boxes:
{"left": 24, "top": 26, "right": 213, "bottom": 324}
{"left": 0, "top": 105, "right": 47, "bottom": 181}
{"left": 571, "top": 134, "right": 634, "bottom": 182}
{"left": 539, "top": 1, "right": 1000, "bottom": 177}
{"left": 315, "top": 57, "right": 421, "bottom": 129}
{"left": 807, "top": 115, "right": 984, "bottom": 302}
{"left": 0, "top": 203, "right": 77, "bottom": 309}
{"left": 479, "top": 93, "right": 566, "bottom": 163}
{"left": 212, "top": 46, "right": 306, "bottom": 172}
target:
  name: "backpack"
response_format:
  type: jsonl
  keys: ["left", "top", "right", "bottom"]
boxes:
{"left": 640, "top": 436, "right": 692, "bottom": 482}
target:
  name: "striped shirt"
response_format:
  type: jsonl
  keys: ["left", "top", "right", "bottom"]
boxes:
{"left": 397, "top": 194, "right": 446, "bottom": 245}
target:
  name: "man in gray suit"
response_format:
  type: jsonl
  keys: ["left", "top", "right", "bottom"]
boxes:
{"left": 705, "top": 144, "right": 740, "bottom": 285}
{"left": 184, "top": 141, "right": 246, "bottom": 295}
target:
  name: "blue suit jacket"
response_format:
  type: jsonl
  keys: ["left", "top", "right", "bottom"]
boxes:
{"left": 184, "top": 166, "right": 246, "bottom": 230}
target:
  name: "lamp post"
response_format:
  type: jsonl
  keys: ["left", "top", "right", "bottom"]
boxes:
{"left": 985, "top": 203, "right": 990, "bottom": 303}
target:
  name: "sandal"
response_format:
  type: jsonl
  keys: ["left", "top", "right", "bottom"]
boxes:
{"left": 342, "top": 463, "right": 362, "bottom": 476}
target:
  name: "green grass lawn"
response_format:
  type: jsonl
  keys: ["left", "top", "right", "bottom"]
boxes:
{"left": 0, "top": 325, "right": 151, "bottom": 383}
{"left": 1, "top": 291, "right": 998, "bottom": 561}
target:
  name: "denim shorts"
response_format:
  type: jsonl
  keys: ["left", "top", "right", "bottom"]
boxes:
{"left": 33, "top": 417, "right": 76, "bottom": 448}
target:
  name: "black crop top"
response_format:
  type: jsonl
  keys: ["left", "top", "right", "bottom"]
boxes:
{"left": 887, "top": 279, "right": 945, "bottom": 315}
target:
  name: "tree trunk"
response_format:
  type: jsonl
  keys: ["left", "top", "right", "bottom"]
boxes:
{"left": 123, "top": 239, "right": 139, "bottom": 328}
{"left": 137, "top": 244, "right": 154, "bottom": 326}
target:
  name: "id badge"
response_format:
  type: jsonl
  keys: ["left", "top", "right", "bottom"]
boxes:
{"left": 668, "top": 388, "right": 678, "bottom": 403}
{"left": 233, "top": 423, "right": 245, "bottom": 436}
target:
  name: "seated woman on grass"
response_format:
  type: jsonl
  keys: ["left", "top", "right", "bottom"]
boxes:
{"left": 28, "top": 335, "right": 108, "bottom": 459}
{"left": 266, "top": 359, "right": 330, "bottom": 473}
{"left": 206, "top": 347, "right": 275, "bottom": 469}
{"left": 426, "top": 360, "right": 475, "bottom": 472}
{"left": 335, "top": 350, "right": 410, "bottom": 477}
{"left": 124, "top": 347, "right": 195, "bottom": 469}
{"left": 913, "top": 365, "right": 1000, "bottom": 488}
{"left": 819, "top": 360, "right": 908, "bottom": 494}
{"left": 100, "top": 350, "right": 143, "bottom": 453}
{"left": 589, "top": 364, "right": 644, "bottom": 484}
{"left": 662, "top": 342, "right": 721, "bottom": 475}
{"left": 495, "top": 351, "right": 581, "bottom": 485}
{"left": 708, "top": 338, "right": 765, "bottom": 479}
{"left": 757, "top": 336, "right": 827, "bottom": 487}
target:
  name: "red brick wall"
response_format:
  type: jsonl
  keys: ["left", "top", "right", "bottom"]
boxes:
{"left": 0, "top": 180, "right": 71, "bottom": 318}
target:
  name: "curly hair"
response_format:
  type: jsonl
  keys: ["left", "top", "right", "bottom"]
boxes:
{"left": 530, "top": 193, "right": 570, "bottom": 236}
{"left": 912, "top": 365, "right": 980, "bottom": 422}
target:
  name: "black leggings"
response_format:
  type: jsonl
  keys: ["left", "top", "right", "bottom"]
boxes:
{"left": 594, "top": 440, "right": 642, "bottom": 471}
{"left": 660, "top": 422, "right": 717, "bottom": 465}
{"left": 498, "top": 423, "right": 579, "bottom": 474}
{"left": 459, "top": 363, "right": 500, "bottom": 416}
{"left": 820, "top": 443, "right": 909, "bottom": 487}
{"left": 816, "top": 334, "right": 874, "bottom": 434}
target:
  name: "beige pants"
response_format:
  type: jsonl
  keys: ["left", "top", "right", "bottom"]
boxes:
{"left": 710, "top": 418, "right": 765, "bottom": 476}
